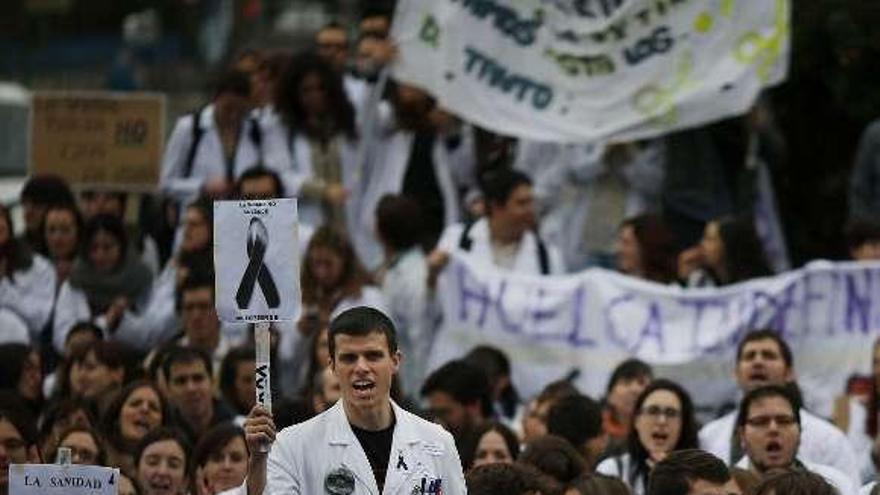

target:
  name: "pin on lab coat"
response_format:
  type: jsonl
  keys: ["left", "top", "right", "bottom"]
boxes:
{"left": 263, "top": 400, "right": 466, "bottom": 495}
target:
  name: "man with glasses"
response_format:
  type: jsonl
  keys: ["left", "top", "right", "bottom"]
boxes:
{"left": 736, "top": 384, "right": 854, "bottom": 494}
{"left": 699, "top": 330, "right": 860, "bottom": 483}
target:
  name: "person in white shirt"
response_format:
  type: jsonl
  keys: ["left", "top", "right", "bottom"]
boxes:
{"left": 735, "top": 384, "right": 856, "bottom": 495}
{"left": 53, "top": 214, "right": 152, "bottom": 353}
{"left": 273, "top": 53, "right": 360, "bottom": 233}
{"left": 160, "top": 70, "right": 289, "bottom": 204}
{"left": 374, "top": 195, "right": 433, "bottom": 392}
{"left": 242, "top": 306, "right": 467, "bottom": 495}
{"left": 430, "top": 168, "right": 565, "bottom": 278}
{"left": 596, "top": 379, "right": 700, "bottom": 495}
{"left": 0, "top": 203, "right": 56, "bottom": 343}
{"left": 698, "top": 329, "right": 861, "bottom": 484}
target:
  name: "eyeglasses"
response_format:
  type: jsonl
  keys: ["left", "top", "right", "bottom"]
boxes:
{"left": 638, "top": 405, "right": 681, "bottom": 419}
{"left": 745, "top": 414, "right": 797, "bottom": 428}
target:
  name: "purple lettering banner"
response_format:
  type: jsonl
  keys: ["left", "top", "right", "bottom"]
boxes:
{"left": 430, "top": 256, "right": 880, "bottom": 418}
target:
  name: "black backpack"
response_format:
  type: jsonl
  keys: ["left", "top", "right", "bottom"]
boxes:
{"left": 457, "top": 221, "right": 550, "bottom": 275}
{"left": 182, "top": 106, "right": 263, "bottom": 178}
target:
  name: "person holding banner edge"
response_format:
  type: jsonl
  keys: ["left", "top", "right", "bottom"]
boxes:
{"left": 429, "top": 168, "right": 565, "bottom": 279}
{"left": 242, "top": 306, "right": 466, "bottom": 495}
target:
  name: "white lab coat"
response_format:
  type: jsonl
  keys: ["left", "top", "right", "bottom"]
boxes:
{"left": 844, "top": 398, "right": 877, "bottom": 483}
{"left": 0, "top": 255, "right": 56, "bottom": 343}
{"left": 279, "top": 132, "right": 362, "bottom": 232}
{"left": 513, "top": 140, "right": 664, "bottom": 270}
{"left": 160, "top": 104, "right": 291, "bottom": 203}
{"left": 107, "top": 262, "right": 179, "bottom": 351}
{"left": 735, "top": 456, "right": 856, "bottom": 495}
{"left": 436, "top": 218, "right": 566, "bottom": 275}
{"left": 380, "top": 248, "right": 434, "bottom": 392}
{"left": 861, "top": 481, "right": 877, "bottom": 495}
{"left": 52, "top": 280, "right": 151, "bottom": 353}
{"left": 596, "top": 453, "right": 646, "bottom": 495}
{"left": 699, "top": 408, "right": 861, "bottom": 484}
{"left": 354, "top": 126, "right": 473, "bottom": 270}
{"left": 261, "top": 399, "right": 466, "bottom": 495}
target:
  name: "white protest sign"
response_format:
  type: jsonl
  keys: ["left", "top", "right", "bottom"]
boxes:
{"left": 431, "top": 255, "right": 880, "bottom": 418}
{"left": 9, "top": 464, "right": 119, "bottom": 495}
{"left": 392, "top": 0, "right": 790, "bottom": 142}
{"left": 214, "top": 199, "right": 300, "bottom": 323}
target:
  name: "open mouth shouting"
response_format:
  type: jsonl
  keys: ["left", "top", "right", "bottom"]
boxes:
{"left": 351, "top": 379, "right": 376, "bottom": 399}
{"left": 762, "top": 439, "right": 788, "bottom": 465}
{"left": 147, "top": 476, "right": 175, "bottom": 495}
{"left": 748, "top": 371, "right": 768, "bottom": 383}
{"left": 131, "top": 417, "right": 155, "bottom": 437}
{"left": 649, "top": 430, "right": 672, "bottom": 450}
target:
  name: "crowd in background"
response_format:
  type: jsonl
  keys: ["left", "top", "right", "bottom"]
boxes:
{"left": 4, "top": 4, "right": 880, "bottom": 495}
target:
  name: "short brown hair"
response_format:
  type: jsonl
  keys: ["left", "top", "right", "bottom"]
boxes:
{"left": 754, "top": 468, "right": 838, "bottom": 495}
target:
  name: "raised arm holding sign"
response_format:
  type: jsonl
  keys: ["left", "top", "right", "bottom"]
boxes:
{"left": 213, "top": 199, "right": 299, "bottom": 490}
{"left": 245, "top": 307, "right": 467, "bottom": 495}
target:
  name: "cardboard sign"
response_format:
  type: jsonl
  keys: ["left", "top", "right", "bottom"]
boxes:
{"left": 30, "top": 91, "right": 164, "bottom": 190}
{"left": 9, "top": 464, "right": 120, "bottom": 495}
{"left": 214, "top": 199, "right": 300, "bottom": 323}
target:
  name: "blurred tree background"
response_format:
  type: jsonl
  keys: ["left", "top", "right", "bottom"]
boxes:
{"left": 772, "top": 0, "right": 880, "bottom": 263}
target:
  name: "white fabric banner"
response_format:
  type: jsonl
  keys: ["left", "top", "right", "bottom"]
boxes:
{"left": 430, "top": 256, "right": 880, "bottom": 417}
{"left": 392, "top": 0, "right": 790, "bottom": 142}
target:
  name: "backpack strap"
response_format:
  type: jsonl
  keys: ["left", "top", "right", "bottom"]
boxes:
{"left": 248, "top": 115, "right": 263, "bottom": 162}
{"left": 533, "top": 229, "right": 550, "bottom": 275}
{"left": 458, "top": 221, "right": 476, "bottom": 251}
{"left": 459, "top": 222, "right": 550, "bottom": 274}
{"left": 183, "top": 107, "right": 204, "bottom": 178}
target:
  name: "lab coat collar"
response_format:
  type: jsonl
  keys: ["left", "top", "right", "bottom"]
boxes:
{"left": 326, "top": 399, "right": 425, "bottom": 495}
{"left": 327, "top": 399, "right": 421, "bottom": 445}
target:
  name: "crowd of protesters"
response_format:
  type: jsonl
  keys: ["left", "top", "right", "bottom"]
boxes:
{"left": 3, "top": 4, "right": 880, "bottom": 495}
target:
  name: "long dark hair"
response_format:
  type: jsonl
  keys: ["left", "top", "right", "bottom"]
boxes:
{"left": 626, "top": 379, "right": 698, "bottom": 489}
{"left": 39, "top": 202, "right": 85, "bottom": 262}
{"left": 714, "top": 216, "right": 773, "bottom": 284}
{"left": 275, "top": 51, "right": 357, "bottom": 140}
{"left": 101, "top": 380, "right": 174, "bottom": 452}
{"left": 80, "top": 214, "right": 129, "bottom": 267}
{"left": 300, "top": 226, "right": 372, "bottom": 313}
{"left": 0, "top": 343, "right": 33, "bottom": 390}
{"left": 0, "top": 204, "right": 34, "bottom": 281}
{"left": 620, "top": 214, "right": 677, "bottom": 284}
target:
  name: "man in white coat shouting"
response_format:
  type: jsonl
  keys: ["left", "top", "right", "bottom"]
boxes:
{"left": 243, "top": 306, "right": 467, "bottom": 495}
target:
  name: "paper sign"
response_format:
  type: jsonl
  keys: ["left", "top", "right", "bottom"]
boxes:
{"left": 9, "top": 464, "right": 120, "bottom": 495}
{"left": 214, "top": 199, "right": 300, "bottom": 322}
{"left": 30, "top": 91, "right": 164, "bottom": 190}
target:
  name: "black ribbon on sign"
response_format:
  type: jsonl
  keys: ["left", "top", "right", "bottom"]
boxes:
{"left": 236, "top": 217, "right": 281, "bottom": 309}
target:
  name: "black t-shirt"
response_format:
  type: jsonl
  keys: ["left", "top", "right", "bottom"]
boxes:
{"left": 402, "top": 131, "right": 445, "bottom": 248}
{"left": 350, "top": 416, "right": 396, "bottom": 492}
